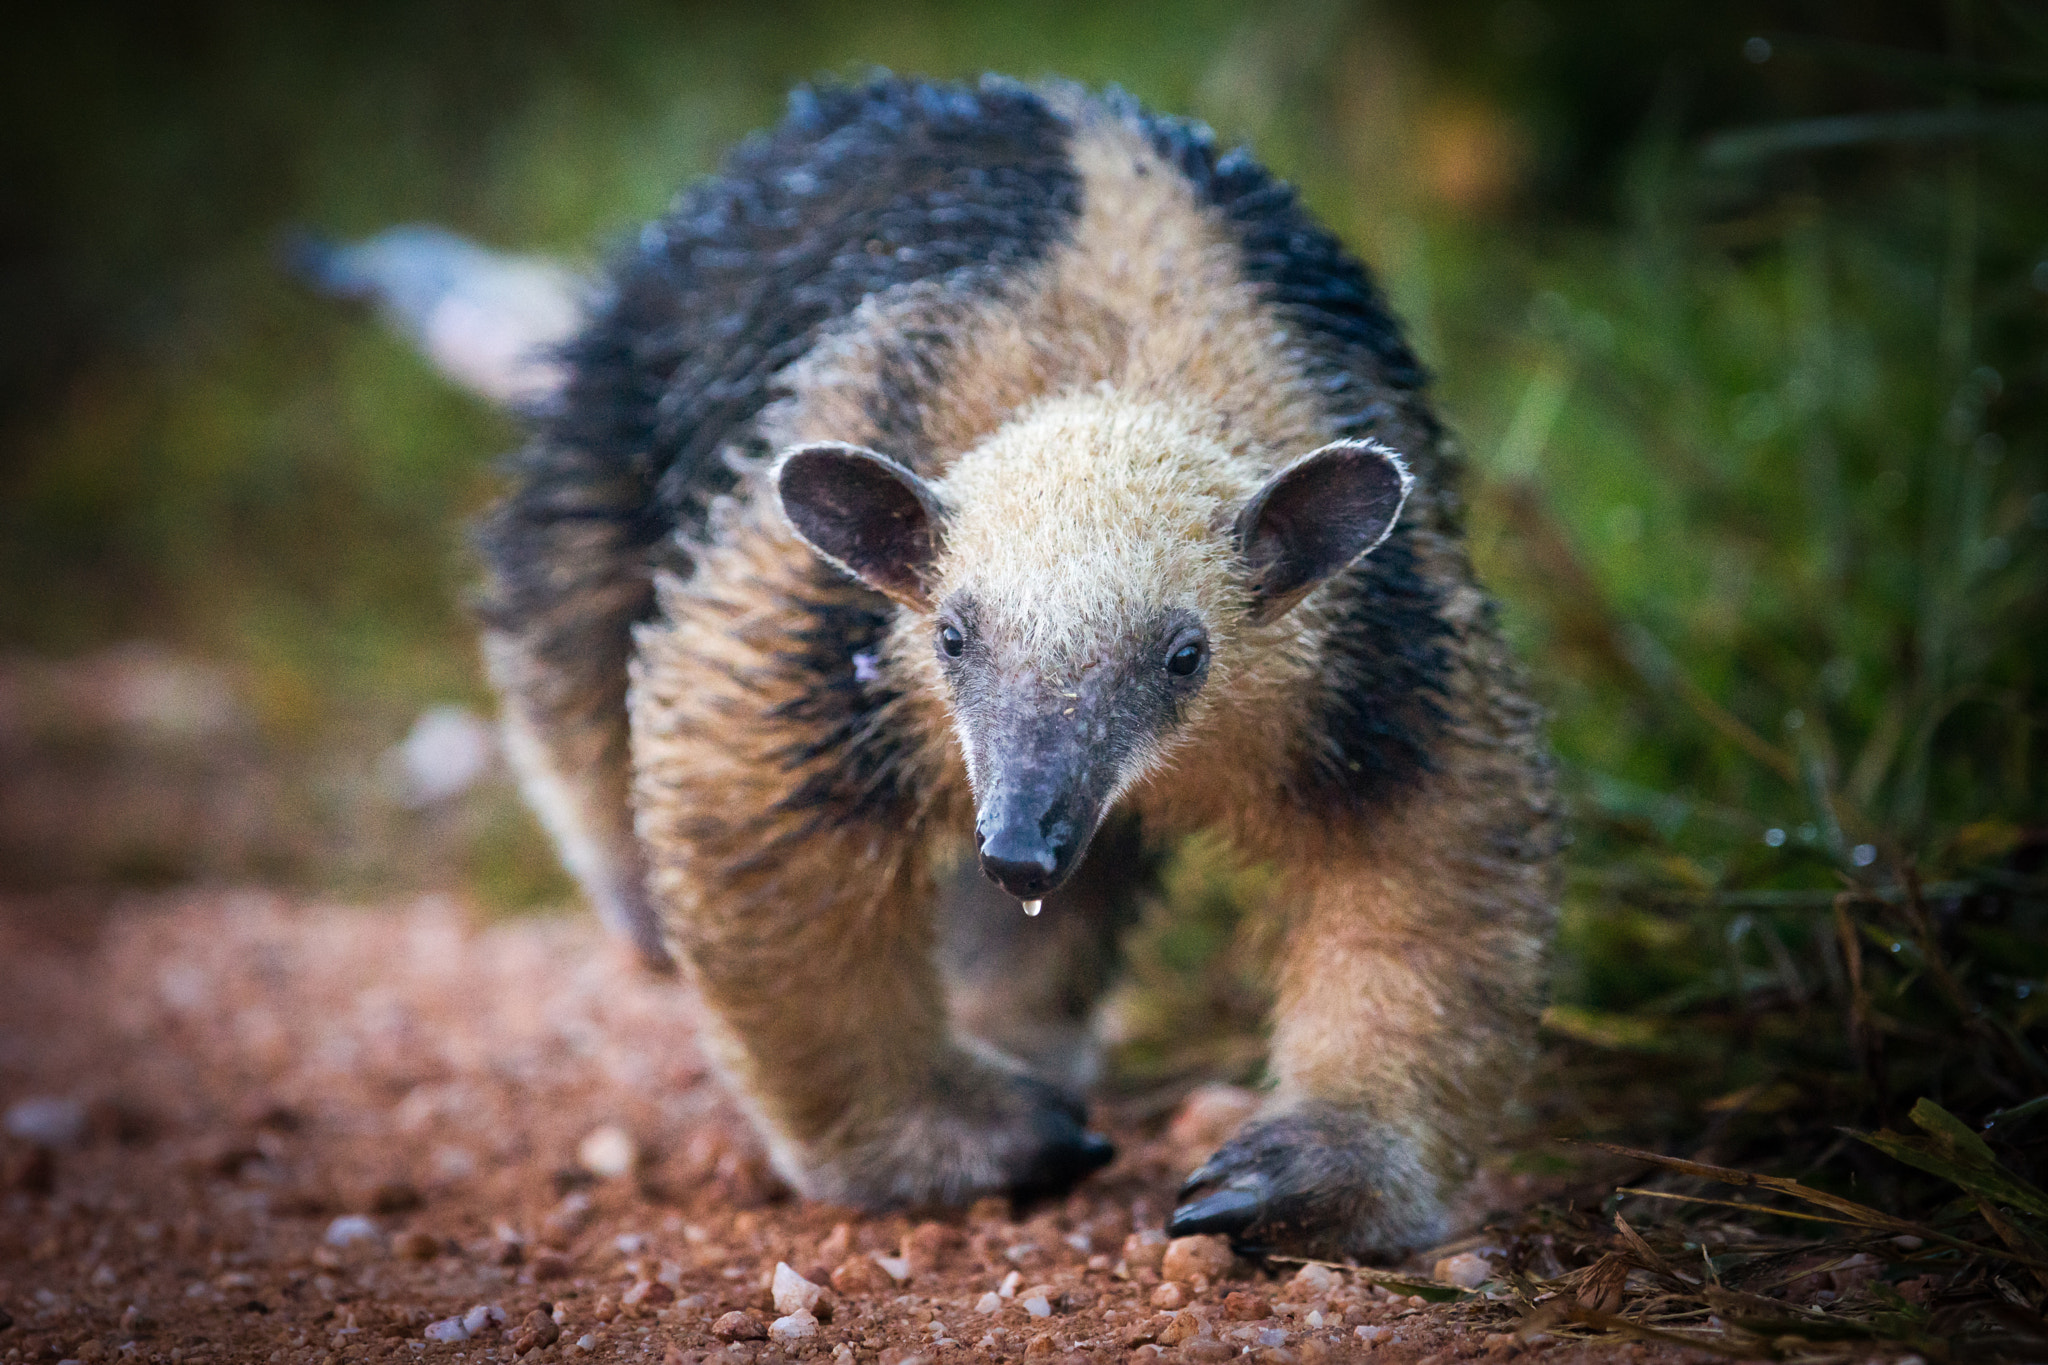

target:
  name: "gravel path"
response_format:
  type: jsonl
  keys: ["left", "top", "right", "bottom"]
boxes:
{"left": 0, "top": 892, "right": 1671, "bottom": 1365}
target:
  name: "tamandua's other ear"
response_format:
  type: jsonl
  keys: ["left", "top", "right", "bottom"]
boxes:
{"left": 774, "top": 442, "right": 946, "bottom": 608}
{"left": 1234, "top": 439, "right": 1414, "bottom": 626}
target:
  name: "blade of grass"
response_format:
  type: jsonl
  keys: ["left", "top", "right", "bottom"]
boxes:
{"left": 1593, "top": 1141, "right": 2048, "bottom": 1268}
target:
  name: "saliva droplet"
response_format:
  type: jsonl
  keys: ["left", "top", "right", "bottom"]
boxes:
{"left": 1022, "top": 899, "right": 1043, "bottom": 917}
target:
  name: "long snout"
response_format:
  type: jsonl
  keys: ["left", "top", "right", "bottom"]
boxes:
{"left": 966, "top": 682, "right": 1124, "bottom": 903}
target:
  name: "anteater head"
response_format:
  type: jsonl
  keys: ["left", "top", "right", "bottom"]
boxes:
{"left": 774, "top": 393, "right": 1412, "bottom": 902}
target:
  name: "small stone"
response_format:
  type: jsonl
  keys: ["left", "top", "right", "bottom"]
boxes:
{"left": 323, "top": 1216, "right": 379, "bottom": 1248}
{"left": 4, "top": 1096, "right": 87, "bottom": 1147}
{"left": 1161, "top": 1235, "right": 1233, "bottom": 1284}
{"left": 1121, "top": 1230, "right": 1168, "bottom": 1275}
{"left": 816, "top": 1222, "right": 853, "bottom": 1264}
{"left": 461, "top": 1305, "right": 504, "bottom": 1335}
{"left": 510, "top": 1307, "right": 560, "bottom": 1354}
{"left": 422, "top": 1316, "right": 468, "bottom": 1343}
{"left": 771, "top": 1262, "right": 823, "bottom": 1316}
{"left": 768, "top": 1309, "right": 818, "bottom": 1343}
{"left": 1158, "top": 1311, "right": 1205, "bottom": 1346}
{"left": 578, "top": 1125, "right": 638, "bottom": 1180}
{"left": 1289, "top": 1264, "right": 1339, "bottom": 1297}
{"left": 393, "top": 1230, "right": 440, "bottom": 1261}
{"left": 1433, "top": 1252, "right": 1492, "bottom": 1289}
{"left": 528, "top": 1250, "right": 572, "bottom": 1281}
{"left": 1184, "top": 1340, "right": 1234, "bottom": 1363}
{"left": 574, "top": 1332, "right": 597, "bottom": 1352}
{"left": 1224, "top": 1291, "right": 1270, "bottom": 1320}
{"left": 1483, "top": 1332, "right": 1519, "bottom": 1356}
{"left": 873, "top": 1253, "right": 912, "bottom": 1283}
{"left": 976, "top": 1292, "right": 1002, "bottom": 1314}
{"left": 711, "top": 1310, "right": 767, "bottom": 1341}
{"left": 1150, "top": 1282, "right": 1186, "bottom": 1309}
{"left": 903, "top": 1220, "right": 962, "bottom": 1274}
{"left": 830, "top": 1255, "right": 894, "bottom": 1294}
{"left": 1121, "top": 1315, "right": 1167, "bottom": 1347}
{"left": 1021, "top": 1295, "right": 1052, "bottom": 1318}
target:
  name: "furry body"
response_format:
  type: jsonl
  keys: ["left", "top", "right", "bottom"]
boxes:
{"left": 477, "top": 75, "right": 1558, "bottom": 1258}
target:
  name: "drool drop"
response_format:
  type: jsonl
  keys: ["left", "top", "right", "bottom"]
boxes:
{"left": 1022, "top": 899, "right": 1042, "bottom": 917}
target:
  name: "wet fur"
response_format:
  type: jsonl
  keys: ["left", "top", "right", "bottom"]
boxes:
{"left": 478, "top": 75, "right": 1558, "bottom": 1258}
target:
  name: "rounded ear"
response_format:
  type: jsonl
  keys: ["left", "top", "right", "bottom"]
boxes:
{"left": 1234, "top": 439, "right": 1414, "bottom": 625}
{"left": 774, "top": 442, "right": 945, "bottom": 608}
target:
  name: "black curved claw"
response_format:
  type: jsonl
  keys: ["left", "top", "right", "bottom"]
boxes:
{"left": 1168, "top": 1178, "right": 1268, "bottom": 1239}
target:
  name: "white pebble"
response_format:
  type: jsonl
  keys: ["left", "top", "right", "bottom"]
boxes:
{"left": 1290, "top": 1264, "right": 1340, "bottom": 1297}
{"left": 1306, "top": 1310, "right": 1325, "bottom": 1328}
{"left": 575, "top": 1332, "right": 597, "bottom": 1351}
{"left": 577, "top": 1124, "right": 638, "bottom": 1179}
{"left": 975, "top": 1292, "right": 1002, "bottom": 1314}
{"left": 4, "top": 1096, "right": 86, "bottom": 1147}
{"left": 422, "top": 1317, "right": 468, "bottom": 1343}
{"left": 323, "top": 1216, "right": 379, "bottom": 1248}
{"left": 998, "top": 1270, "right": 1023, "bottom": 1297}
{"left": 768, "top": 1309, "right": 818, "bottom": 1343}
{"left": 1021, "top": 1295, "right": 1052, "bottom": 1318}
{"left": 772, "top": 1262, "right": 823, "bottom": 1316}
{"left": 874, "top": 1254, "right": 911, "bottom": 1283}
{"left": 461, "top": 1304, "right": 504, "bottom": 1335}
{"left": 616, "top": 1232, "right": 648, "bottom": 1255}
{"left": 1433, "top": 1251, "right": 1493, "bottom": 1289}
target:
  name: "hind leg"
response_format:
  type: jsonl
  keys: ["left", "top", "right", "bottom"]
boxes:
{"left": 474, "top": 468, "right": 672, "bottom": 971}
{"left": 941, "top": 814, "right": 1154, "bottom": 1092}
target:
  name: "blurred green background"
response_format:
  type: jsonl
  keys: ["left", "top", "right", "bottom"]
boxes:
{"left": 2, "top": 1, "right": 2044, "bottom": 1169}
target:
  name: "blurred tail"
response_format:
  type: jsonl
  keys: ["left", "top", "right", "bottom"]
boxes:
{"left": 281, "top": 225, "right": 590, "bottom": 409}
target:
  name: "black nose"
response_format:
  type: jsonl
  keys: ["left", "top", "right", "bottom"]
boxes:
{"left": 976, "top": 822, "right": 1066, "bottom": 899}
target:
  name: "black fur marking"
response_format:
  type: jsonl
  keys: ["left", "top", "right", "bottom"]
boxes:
{"left": 1118, "top": 96, "right": 1456, "bottom": 812}
{"left": 1292, "top": 533, "right": 1453, "bottom": 810}
{"left": 761, "top": 559, "right": 919, "bottom": 830}
{"left": 477, "top": 74, "right": 1082, "bottom": 663}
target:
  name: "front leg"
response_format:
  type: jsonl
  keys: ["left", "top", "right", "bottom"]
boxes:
{"left": 629, "top": 540, "right": 1112, "bottom": 1207}
{"left": 1171, "top": 777, "right": 1555, "bottom": 1260}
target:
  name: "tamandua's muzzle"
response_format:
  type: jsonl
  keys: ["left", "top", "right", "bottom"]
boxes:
{"left": 967, "top": 681, "right": 1123, "bottom": 905}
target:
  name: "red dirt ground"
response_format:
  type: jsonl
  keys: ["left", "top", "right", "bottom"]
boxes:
{"left": 0, "top": 891, "right": 1706, "bottom": 1365}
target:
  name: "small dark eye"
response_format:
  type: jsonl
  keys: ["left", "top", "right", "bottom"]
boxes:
{"left": 938, "top": 623, "right": 965, "bottom": 658}
{"left": 1167, "top": 640, "right": 1206, "bottom": 677}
